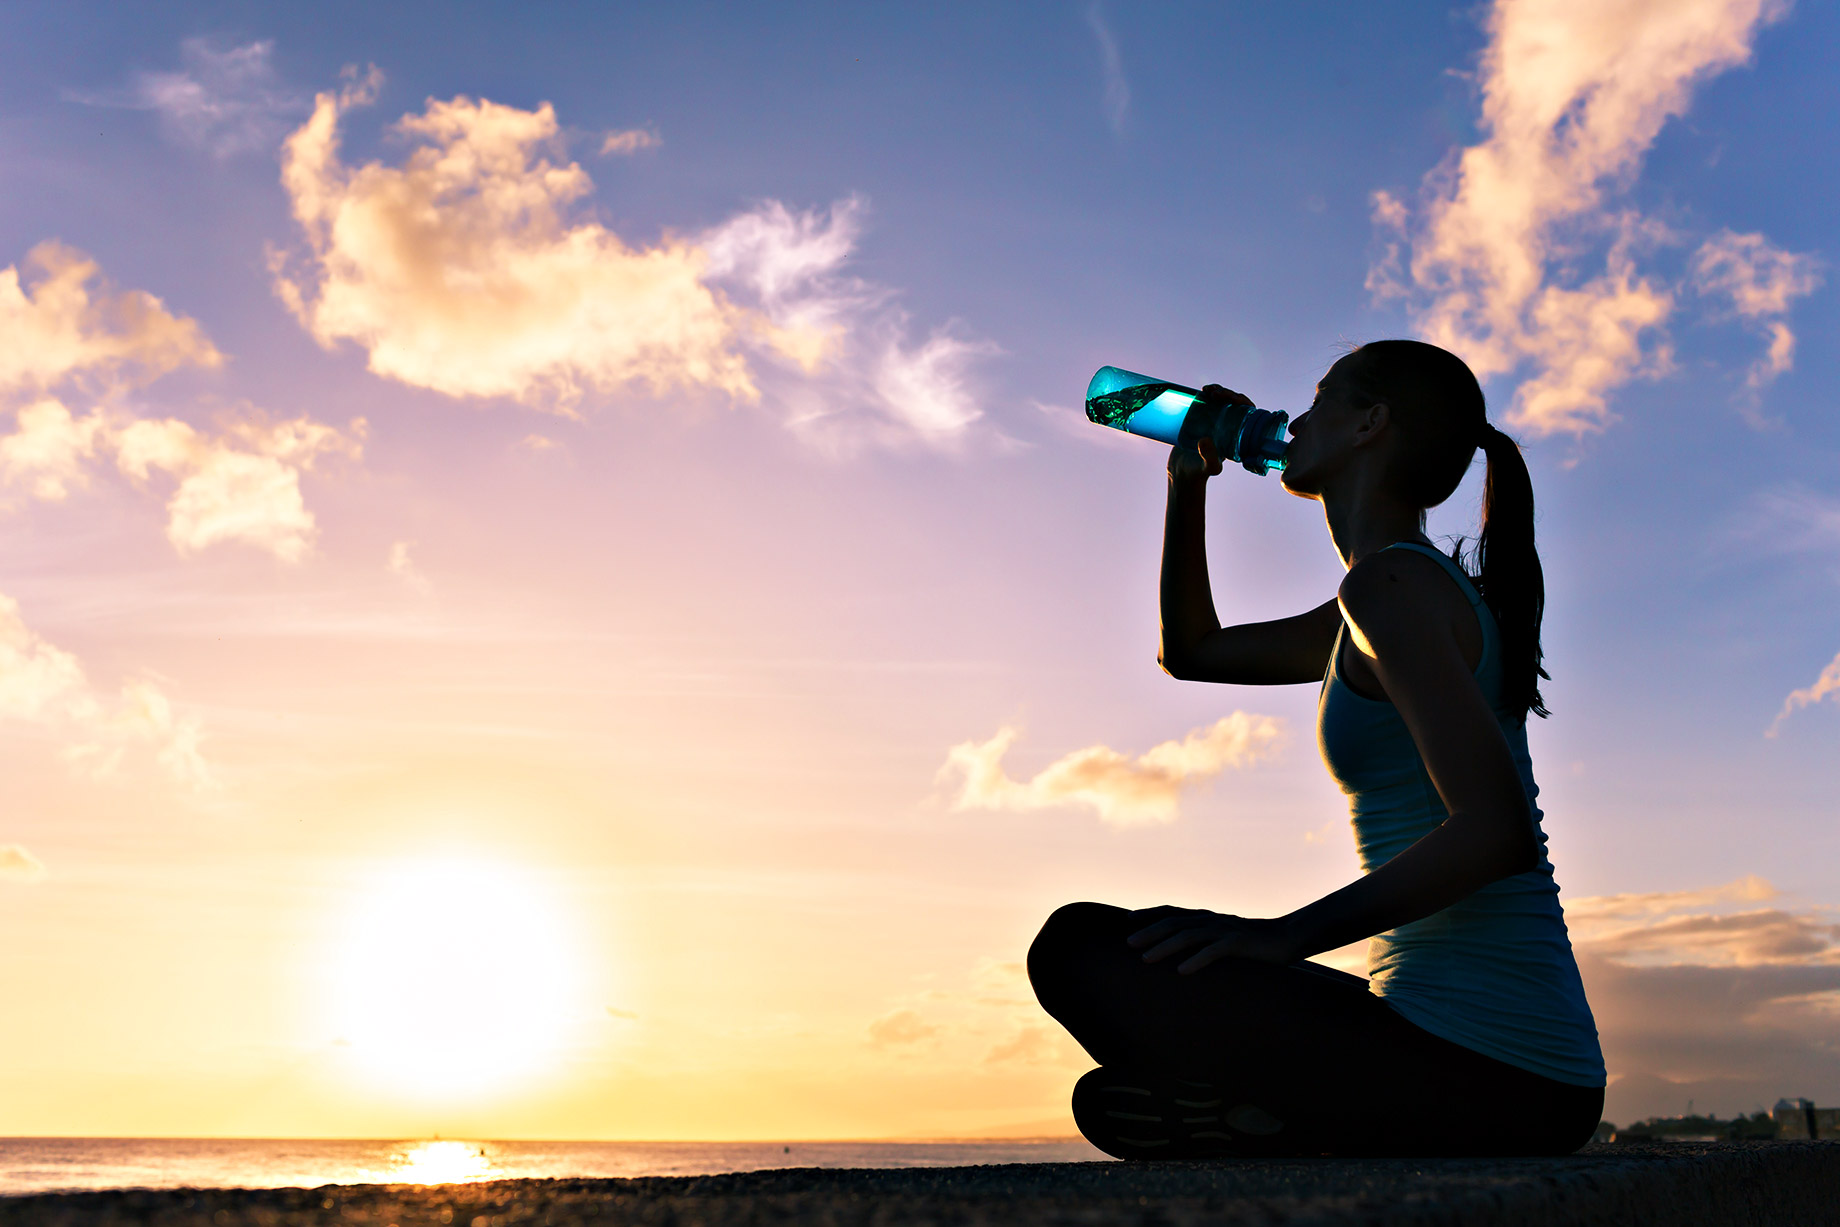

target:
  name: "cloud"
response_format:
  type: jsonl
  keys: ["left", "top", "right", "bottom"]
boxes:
{"left": 271, "top": 78, "right": 990, "bottom": 448}
{"left": 867, "top": 1008, "right": 940, "bottom": 1047}
{"left": 1368, "top": 0, "right": 1803, "bottom": 436}
{"left": 600, "top": 128, "right": 660, "bottom": 155}
{"left": 116, "top": 678, "right": 213, "bottom": 790}
{"left": 0, "top": 593, "right": 212, "bottom": 788}
{"left": 121, "top": 38, "right": 304, "bottom": 158}
{"left": 272, "top": 79, "right": 755, "bottom": 408}
{"left": 0, "top": 402, "right": 359, "bottom": 564}
{"left": 0, "top": 244, "right": 356, "bottom": 561}
{"left": 114, "top": 412, "right": 362, "bottom": 561}
{"left": 1691, "top": 229, "right": 1824, "bottom": 414}
{"left": 1567, "top": 876, "right": 1840, "bottom": 1121}
{"left": 0, "top": 399, "right": 105, "bottom": 500}
{"left": 0, "top": 242, "right": 222, "bottom": 394}
{"left": 387, "top": 540, "right": 429, "bottom": 590}
{"left": 699, "top": 196, "right": 996, "bottom": 447}
{"left": 1567, "top": 874, "right": 1778, "bottom": 929}
{"left": 939, "top": 714, "right": 1285, "bottom": 827}
{"left": 1766, "top": 649, "right": 1840, "bottom": 736}
{"left": 985, "top": 1023, "right": 1068, "bottom": 1066}
{"left": 0, "top": 597, "right": 92, "bottom": 725}
{"left": 1730, "top": 485, "right": 1840, "bottom": 557}
{"left": 1691, "top": 230, "right": 1825, "bottom": 319}
{"left": 0, "top": 845, "right": 46, "bottom": 882}
{"left": 0, "top": 405, "right": 362, "bottom": 563}
{"left": 1085, "top": 4, "right": 1131, "bottom": 135}
{"left": 866, "top": 956, "right": 1088, "bottom": 1081}
{"left": 1589, "top": 955, "right": 1840, "bottom": 1121}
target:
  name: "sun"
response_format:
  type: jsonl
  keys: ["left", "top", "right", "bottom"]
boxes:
{"left": 328, "top": 856, "right": 585, "bottom": 1097}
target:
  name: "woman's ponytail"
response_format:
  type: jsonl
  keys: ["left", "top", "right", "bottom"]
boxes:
{"left": 1346, "top": 339, "right": 1551, "bottom": 721}
{"left": 1475, "top": 424, "right": 1549, "bottom": 720}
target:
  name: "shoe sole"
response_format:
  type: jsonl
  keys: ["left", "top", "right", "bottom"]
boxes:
{"left": 1071, "top": 1067, "right": 1256, "bottom": 1159}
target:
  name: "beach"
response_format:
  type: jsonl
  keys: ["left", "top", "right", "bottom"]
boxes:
{"left": 3, "top": 1143, "right": 1836, "bottom": 1227}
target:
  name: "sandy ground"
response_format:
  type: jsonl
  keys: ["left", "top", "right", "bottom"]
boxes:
{"left": 3, "top": 1142, "right": 1836, "bottom": 1227}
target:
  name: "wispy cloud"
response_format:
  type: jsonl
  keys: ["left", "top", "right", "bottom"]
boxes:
{"left": 269, "top": 73, "right": 991, "bottom": 449}
{"left": 1568, "top": 876, "right": 1840, "bottom": 1121}
{"left": 938, "top": 714, "right": 1284, "bottom": 827}
{"left": 864, "top": 957, "right": 1084, "bottom": 1075}
{"left": 0, "top": 845, "right": 46, "bottom": 882}
{"left": 700, "top": 197, "right": 996, "bottom": 447}
{"left": 1721, "top": 487, "right": 1840, "bottom": 734}
{"left": 1690, "top": 229, "right": 1824, "bottom": 421}
{"left": 387, "top": 540, "right": 430, "bottom": 591}
{"left": 0, "top": 594, "right": 212, "bottom": 789}
{"left": 985, "top": 1023, "right": 1068, "bottom": 1066}
{"left": 1729, "top": 485, "right": 1840, "bottom": 557}
{"left": 866, "top": 1008, "right": 940, "bottom": 1048}
{"left": 1369, "top": 0, "right": 1812, "bottom": 436}
{"left": 73, "top": 37, "right": 304, "bottom": 158}
{"left": 1085, "top": 4, "right": 1130, "bottom": 135}
{"left": 1766, "top": 649, "right": 1840, "bottom": 736}
{"left": 600, "top": 128, "right": 660, "bottom": 156}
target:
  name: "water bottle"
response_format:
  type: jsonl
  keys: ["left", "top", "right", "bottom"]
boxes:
{"left": 1085, "top": 366, "right": 1288, "bottom": 475}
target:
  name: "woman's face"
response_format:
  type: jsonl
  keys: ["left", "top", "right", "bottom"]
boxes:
{"left": 1279, "top": 357, "right": 1368, "bottom": 499}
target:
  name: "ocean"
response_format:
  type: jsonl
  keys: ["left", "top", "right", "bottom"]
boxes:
{"left": 0, "top": 1137, "right": 1106, "bottom": 1196}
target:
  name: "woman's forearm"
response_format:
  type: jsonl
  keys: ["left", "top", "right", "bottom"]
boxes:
{"left": 1159, "top": 476, "right": 1221, "bottom": 672}
{"left": 1280, "top": 810, "right": 1533, "bottom": 959}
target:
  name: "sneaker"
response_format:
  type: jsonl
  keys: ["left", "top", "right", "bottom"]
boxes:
{"left": 1070, "top": 1066, "right": 1284, "bottom": 1160}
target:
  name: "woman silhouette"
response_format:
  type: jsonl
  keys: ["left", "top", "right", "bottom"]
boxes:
{"left": 1029, "top": 340, "right": 1604, "bottom": 1156}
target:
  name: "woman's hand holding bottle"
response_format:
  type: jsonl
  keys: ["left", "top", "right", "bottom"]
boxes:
{"left": 1166, "top": 384, "right": 1254, "bottom": 485}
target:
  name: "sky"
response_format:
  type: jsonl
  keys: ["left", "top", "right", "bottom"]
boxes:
{"left": 0, "top": 0, "right": 1835, "bottom": 1138}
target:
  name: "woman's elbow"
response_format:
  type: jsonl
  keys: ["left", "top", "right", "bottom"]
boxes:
{"left": 1491, "top": 814, "right": 1542, "bottom": 878}
{"left": 1157, "top": 647, "right": 1193, "bottom": 680}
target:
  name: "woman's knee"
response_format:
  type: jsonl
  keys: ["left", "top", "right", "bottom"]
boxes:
{"left": 1028, "top": 901, "right": 1130, "bottom": 998}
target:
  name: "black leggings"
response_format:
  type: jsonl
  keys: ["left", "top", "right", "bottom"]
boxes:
{"left": 1029, "top": 902, "right": 1602, "bottom": 1157}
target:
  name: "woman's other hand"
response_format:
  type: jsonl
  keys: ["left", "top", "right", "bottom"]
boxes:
{"left": 1127, "top": 905, "right": 1300, "bottom": 973}
{"left": 1168, "top": 434, "right": 1224, "bottom": 482}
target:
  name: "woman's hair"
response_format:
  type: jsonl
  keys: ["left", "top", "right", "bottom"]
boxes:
{"left": 1344, "top": 339, "right": 1550, "bottom": 720}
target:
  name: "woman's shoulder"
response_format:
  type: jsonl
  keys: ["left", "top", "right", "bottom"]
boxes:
{"left": 1338, "top": 545, "right": 1485, "bottom": 665}
{"left": 1337, "top": 544, "right": 1461, "bottom": 614}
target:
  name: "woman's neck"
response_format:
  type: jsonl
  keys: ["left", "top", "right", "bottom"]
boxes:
{"left": 1321, "top": 478, "right": 1426, "bottom": 568}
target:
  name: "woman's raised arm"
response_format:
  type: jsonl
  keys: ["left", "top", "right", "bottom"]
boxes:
{"left": 1158, "top": 421, "right": 1339, "bottom": 685}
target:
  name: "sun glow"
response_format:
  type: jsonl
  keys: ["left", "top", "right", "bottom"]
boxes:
{"left": 381, "top": 1140, "right": 498, "bottom": 1184}
{"left": 328, "top": 857, "right": 586, "bottom": 1098}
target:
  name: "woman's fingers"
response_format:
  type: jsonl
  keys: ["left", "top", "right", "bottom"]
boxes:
{"left": 1125, "top": 918, "right": 1180, "bottom": 949}
{"left": 1125, "top": 906, "right": 1195, "bottom": 948}
{"left": 1196, "top": 436, "right": 1224, "bottom": 476}
{"left": 1140, "top": 926, "right": 1221, "bottom": 964}
{"left": 1199, "top": 384, "right": 1255, "bottom": 408}
{"left": 1177, "top": 939, "right": 1241, "bottom": 975}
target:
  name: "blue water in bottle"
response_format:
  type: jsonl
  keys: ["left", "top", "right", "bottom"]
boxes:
{"left": 1084, "top": 366, "right": 1288, "bottom": 476}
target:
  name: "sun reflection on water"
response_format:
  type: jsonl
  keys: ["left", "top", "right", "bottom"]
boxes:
{"left": 384, "top": 1140, "right": 498, "bottom": 1184}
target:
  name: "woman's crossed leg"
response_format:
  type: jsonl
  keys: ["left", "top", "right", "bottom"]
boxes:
{"left": 1028, "top": 901, "right": 1601, "bottom": 1157}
